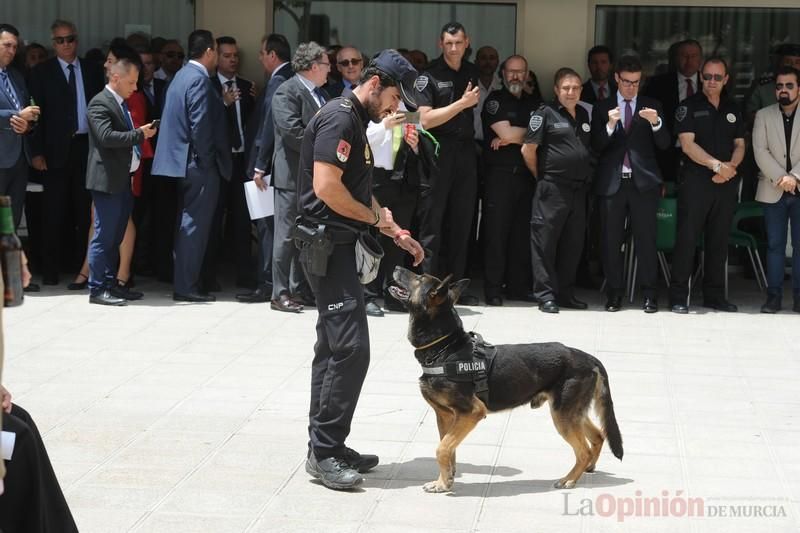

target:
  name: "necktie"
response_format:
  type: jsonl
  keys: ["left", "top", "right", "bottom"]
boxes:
{"left": 225, "top": 80, "right": 242, "bottom": 150}
{"left": 0, "top": 70, "right": 19, "bottom": 110}
{"left": 144, "top": 82, "right": 154, "bottom": 105}
{"left": 598, "top": 83, "right": 606, "bottom": 101}
{"left": 686, "top": 78, "right": 694, "bottom": 97}
{"left": 120, "top": 101, "right": 141, "bottom": 158}
{"left": 313, "top": 87, "right": 326, "bottom": 107}
{"left": 623, "top": 99, "right": 633, "bottom": 169}
{"left": 67, "top": 64, "right": 78, "bottom": 131}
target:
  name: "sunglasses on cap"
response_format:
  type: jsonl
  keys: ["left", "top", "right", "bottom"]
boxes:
{"left": 338, "top": 58, "right": 362, "bottom": 67}
{"left": 776, "top": 82, "right": 796, "bottom": 90}
{"left": 701, "top": 73, "right": 725, "bottom": 82}
{"left": 53, "top": 34, "right": 77, "bottom": 45}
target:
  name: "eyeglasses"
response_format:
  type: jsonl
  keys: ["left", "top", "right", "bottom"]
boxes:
{"left": 337, "top": 58, "right": 362, "bottom": 67}
{"left": 702, "top": 73, "right": 725, "bottom": 82}
{"left": 776, "top": 82, "right": 797, "bottom": 90}
{"left": 52, "top": 35, "right": 77, "bottom": 45}
{"left": 618, "top": 77, "right": 641, "bottom": 88}
{"left": 313, "top": 60, "right": 331, "bottom": 68}
{"left": 164, "top": 52, "right": 185, "bottom": 60}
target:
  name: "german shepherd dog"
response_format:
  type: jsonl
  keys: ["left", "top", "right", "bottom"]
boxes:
{"left": 388, "top": 267, "right": 623, "bottom": 493}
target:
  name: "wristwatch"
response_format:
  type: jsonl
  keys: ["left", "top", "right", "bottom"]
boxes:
{"left": 712, "top": 161, "right": 722, "bottom": 173}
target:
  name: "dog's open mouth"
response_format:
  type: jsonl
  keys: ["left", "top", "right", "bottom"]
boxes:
{"left": 388, "top": 285, "right": 409, "bottom": 301}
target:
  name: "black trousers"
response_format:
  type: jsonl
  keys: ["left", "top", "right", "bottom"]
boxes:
{"left": 153, "top": 174, "right": 178, "bottom": 283}
{"left": 254, "top": 215, "right": 274, "bottom": 287}
{"left": 0, "top": 151, "right": 28, "bottom": 229}
{"left": 132, "top": 160, "right": 156, "bottom": 274}
{"left": 0, "top": 404, "right": 78, "bottom": 533}
{"left": 482, "top": 165, "right": 535, "bottom": 298}
{"left": 304, "top": 243, "right": 370, "bottom": 460}
{"left": 41, "top": 135, "right": 91, "bottom": 278}
{"left": 530, "top": 180, "right": 587, "bottom": 303}
{"left": 272, "top": 185, "right": 309, "bottom": 299}
{"left": 669, "top": 174, "right": 738, "bottom": 304}
{"left": 599, "top": 179, "right": 660, "bottom": 298}
{"left": 417, "top": 137, "right": 477, "bottom": 278}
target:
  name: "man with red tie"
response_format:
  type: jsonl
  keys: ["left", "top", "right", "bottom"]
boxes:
{"left": 581, "top": 45, "right": 616, "bottom": 105}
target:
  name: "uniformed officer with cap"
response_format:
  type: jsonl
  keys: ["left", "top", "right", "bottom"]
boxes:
{"left": 747, "top": 43, "right": 800, "bottom": 117}
{"left": 670, "top": 57, "right": 746, "bottom": 314}
{"left": 522, "top": 67, "right": 594, "bottom": 314}
{"left": 297, "top": 49, "right": 424, "bottom": 490}
{"left": 481, "top": 54, "right": 540, "bottom": 306}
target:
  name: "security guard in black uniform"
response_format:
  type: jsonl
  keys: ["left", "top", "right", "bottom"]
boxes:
{"left": 670, "top": 57, "right": 745, "bottom": 314}
{"left": 296, "top": 50, "right": 424, "bottom": 490}
{"left": 415, "top": 22, "right": 481, "bottom": 303}
{"left": 481, "top": 54, "right": 540, "bottom": 306}
{"left": 522, "top": 67, "right": 594, "bottom": 314}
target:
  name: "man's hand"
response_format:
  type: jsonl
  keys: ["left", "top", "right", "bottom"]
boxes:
{"left": 711, "top": 173, "right": 727, "bottom": 184}
{"left": 249, "top": 84, "right": 257, "bottom": 98}
{"left": 395, "top": 234, "right": 424, "bottom": 266}
{"left": 607, "top": 107, "right": 621, "bottom": 129}
{"left": 253, "top": 170, "right": 268, "bottom": 191}
{"left": 140, "top": 122, "right": 157, "bottom": 139}
{"left": 223, "top": 85, "right": 241, "bottom": 106}
{"left": 403, "top": 124, "right": 418, "bottom": 151}
{"left": 18, "top": 105, "right": 40, "bottom": 122}
{"left": 382, "top": 112, "right": 406, "bottom": 130}
{"left": 490, "top": 137, "right": 511, "bottom": 150}
{"left": 9, "top": 115, "right": 28, "bottom": 134}
{"left": 374, "top": 206, "right": 394, "bottom": 229}
{"left": 1, "top": 384, "right": 12, "bottom": 414}
{"left": 778, "top": 175, "right": 798, "bottom": 193}
{"left": 31, "top": 155, "right": 47, "bottom": 171}
{"left": 638, "top": 107, "right": 659, "bottom": 126}
{"left": 459, "top": 82, "right": 480, "bottom": 110}
{"left": 718, "top": 163, "right": 737, "bottom": 180}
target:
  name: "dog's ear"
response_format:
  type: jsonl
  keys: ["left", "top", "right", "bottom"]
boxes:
{"left": 449, "top": 278, "right": 470, "bottom": 302}
{"left": 430, "top": 274, "right": 453, "bottom": 300}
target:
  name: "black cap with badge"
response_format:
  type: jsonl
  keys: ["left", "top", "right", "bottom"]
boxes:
{"left": 370, "top": 49, "right": 418, "bottom": 108}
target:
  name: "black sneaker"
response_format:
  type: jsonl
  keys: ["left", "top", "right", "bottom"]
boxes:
{"left": 305, "top": 454, "right": 363, "bottom": 490}
{"left": 343, "top": 447, "right": 379, "bottom": 473}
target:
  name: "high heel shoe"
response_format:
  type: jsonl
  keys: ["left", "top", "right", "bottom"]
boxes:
{"left": 67, "top": 273, "right": 88, "bottom": 291}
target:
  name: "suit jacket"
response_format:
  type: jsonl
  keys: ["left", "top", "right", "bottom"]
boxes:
{"left": 27, "top": 56, "right": 104, "bottom": 168}
{"left": 753, "top": 103, "right": 800, "bottom": 203}
{"left": 248, "top": 62, "right": 293, "bottom": 176}
{"left": 152, "top": 62, "right": 231, "bottom": 180}
{"left": 581, "top": 79, "right": 617, "bottom": 105}
{"left": 270, "top": 74, "right": 325, "bottom": 190}
{"left": 85, "top": 88, "right": 145, "bottom": 194}
{"left": 0, "top": 66, "right": 30, "bottom": 168}
{"left": 142, "top": 78, "right": 166, "bottom": 120}
{"left": 210, "top": 74, "right": 255, "bottom": 157}
{"left": 591, "top": 95, "right": 671, "bottom": 196}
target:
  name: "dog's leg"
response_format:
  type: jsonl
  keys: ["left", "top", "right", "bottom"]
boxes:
{"left": 434, "top": 408, "right": 457, "bottom": 479}
{"left": 551, "top": 414, "right": 593, "bottom": 489}
{"left": 424, "top": 401, "right": 487, "bottom": 493}
{"left": 583, "top": 418, "right": 604, "bottom": 472}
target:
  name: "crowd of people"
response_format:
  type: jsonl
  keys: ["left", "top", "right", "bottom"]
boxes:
{"left": 0, "top": 20, "right": 798, "bottom": 314}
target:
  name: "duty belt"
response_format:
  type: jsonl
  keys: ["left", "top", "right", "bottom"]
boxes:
{"left": 419, "top": 332, "right": 496, "bottom": 406}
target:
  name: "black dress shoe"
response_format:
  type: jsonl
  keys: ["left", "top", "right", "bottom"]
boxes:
{"left": 486, "top": 295, "right": 503, "bottom": 307}
{"left": 23, "top": 283, "right": 40, "bottom": 293}
{"left": 236, "top": 285, "right": 271, "bottom": 303}
{"left": 457, "top": 292, "right": 480, "bottom": 306}
{"left": 271, "top": 293, "right": 302, "bottom": 313}
{"left": 557, "top": 297, "right": 588, "bottom": 310}
{"left": 173, "top": 292, "right": 216, "bottom": 302}
{"left": 305, "top": 454, "right": 363, "bottom": 490}
{"left": 539, "top": 300, "right": 559, "bottom": 313}
{"left": 605, "top": 296, "right": 622, "bottom": 312}
{"left": 292, "top": 292, "right": 316, "bottom": 307}
{"left": 89, "top": 290, "right": 127, "bottom": 306}
{"left": 342, "top": 447, "right": 379, "bottom": 473}
{"left": 702, "top": 299, "right": 738, "bottom": 312}
{"left": 110, "top": 284, "right": 143, "bottom": 301}
{"left": 670, "top": 303, "right": 689, "bottom": 314}
{"left": 760, "top": 294, "right": 782, "bottom": 314}
{"left": 365, "top": 299, "right": 384, "bottom": 317}
{"left": 642, "top": 297, "right": 658, "bottom": 314}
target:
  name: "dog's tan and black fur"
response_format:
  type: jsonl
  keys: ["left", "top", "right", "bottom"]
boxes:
{"left": 389, "top": 267, "right": 623, "bottom": 493}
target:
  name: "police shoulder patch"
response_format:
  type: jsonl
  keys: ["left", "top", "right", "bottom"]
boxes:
{"left": 529, "top": 114, "right": 543, "bottom": 132}
{"left": 675, "top": 105, "right": 688, "bottom": 123}
{"left": 414, "top": 75, "right": 429, "bottom": 92}
{"left": 336, "top": 139, "right": 351, "bottom": 163}
{"left": 486, "top": 100, "right": 500, "bottom": 115}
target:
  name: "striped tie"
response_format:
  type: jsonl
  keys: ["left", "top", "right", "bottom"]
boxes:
{"left": 0, "top": 70, "right": 20, "bottom": 110}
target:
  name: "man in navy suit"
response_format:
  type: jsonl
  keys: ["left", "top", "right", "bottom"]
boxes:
{"left": 28, "top": 19, "right": 104, "bottom": 285}
{"left": 237, "top": 33, "right": 293, "bottom": 303}
{"left": 581, "top": 45, "right": 617, "bottom": 105}
{"left": 152, "top": 29, "right": 231, "bottom": 302}
{"left": 0, "top": 24, "right": 40, "bottom": 229}
{"left": 85, "top": 59, "right": 157, "bottom": 306}
{"left": 592, "top": 56, "right": 671, "bottom": 313}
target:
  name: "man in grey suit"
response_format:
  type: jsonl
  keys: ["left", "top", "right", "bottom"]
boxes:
{"left": 86, "top": 59, "right": 157, "bottom": 306}
{"left": 267, "top": 42, "right": 329, "bottom": 313}
{"left": 152, "top": 29, "right": 231, "bottom": 302}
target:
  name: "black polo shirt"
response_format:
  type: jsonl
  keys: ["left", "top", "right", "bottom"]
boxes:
{"left": 414, "top": 55, "right": 480, "bottom": 141}
{"left": 674, "top": 92, "right": 745, "bottom": 178}
{"left": 523, "top": 102, "right": 593, "bottom": 185}
{"left": 482, "top": 87, "right": 541, "bottom": 168}
{"left": 298, "top": 93, "right": 373, "bottom": 227}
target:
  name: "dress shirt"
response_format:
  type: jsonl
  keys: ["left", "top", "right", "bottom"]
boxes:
{"left": 57, "top": 57, "right": 89, "bottom": 134}
{"left": 104, "top": 85, "right": 140, "bottom": 173}
{"left": 218, "top": 72, "right": 245, "bottom": 153}
{"left": 677, "top": 73, "right": 697, "bottom": 104}
{"left": 591, "top": 80, "right": 610, "bottom": 101}
{"left": 297, "top": 73, "right": 324, "bottom": 108}
{"left": 605, "top": 92, "right": 663, "bottom": 175}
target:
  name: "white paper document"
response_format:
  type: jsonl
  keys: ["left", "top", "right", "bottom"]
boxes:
{"left": 244, "top": 179, "right": 274, "bottom": 220}
{"left": 1, "top": 431, "right": 16, "bottom": 461}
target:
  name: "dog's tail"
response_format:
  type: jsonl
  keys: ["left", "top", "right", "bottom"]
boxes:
{"left": 593, "top": 366, "right": 623, "bottom": 460}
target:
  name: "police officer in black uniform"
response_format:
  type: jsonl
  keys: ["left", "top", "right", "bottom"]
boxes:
{"left": 670, "top": 57, "right": 745, "bottom": 314}
{"left": 415, "top": 22, "right": 481, "bottom": 304}
{"left": 522, "top": 67, "right": 594, "bottom": 314}
{"left": 481, "top": 54, "right": 541, "bottom": 306}
{"left": 297, "top": 50, "right": 424, "bottom": 490}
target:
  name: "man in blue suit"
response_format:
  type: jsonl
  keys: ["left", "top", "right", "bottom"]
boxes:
{"left": 153, "top": 29, "right": 231, "bottom": 302}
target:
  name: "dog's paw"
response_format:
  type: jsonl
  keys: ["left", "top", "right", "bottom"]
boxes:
{"left": 423, "top": 480, "right": 452, "bottom": 493}
{"left": 554, "top": 478, "right": 576, "bottom": 489}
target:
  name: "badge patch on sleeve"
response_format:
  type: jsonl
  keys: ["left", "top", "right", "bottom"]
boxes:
{"left": 675, "top": 106, "right": 688, "bottom": 123}
{"left": 726, "top": 113, "right": 737, "bottom": 123}
{"left": 414, "top": 76, "right": 429, "bottom": 92}
{"left": 582, "top": 123, "right": 591, "bottom": 132}
{"left": 529, "top": 115, "right": 543, "bottom": 132}
{"left": 486, "top": 100, "right": 499, "bottom": 115}
{"left": 336, "top": 140, "right": 351, "bottom": 163}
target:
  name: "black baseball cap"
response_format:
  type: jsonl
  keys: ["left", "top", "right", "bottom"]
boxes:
{"left": 370, "top": 49, "right": 418, "bottom": 108}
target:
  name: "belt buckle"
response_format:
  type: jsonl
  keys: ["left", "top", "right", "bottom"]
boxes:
{"left": 622, "top": 171, "right": 632, "bottom": 179}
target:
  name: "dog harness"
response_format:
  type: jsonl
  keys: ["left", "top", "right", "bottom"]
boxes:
{"left": 419, "top": 332, "right": 497, "bottom": 406}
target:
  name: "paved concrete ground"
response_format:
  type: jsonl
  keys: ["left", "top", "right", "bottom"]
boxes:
{"left": 3, "top": 278, "right": 800, "bottom": 532}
